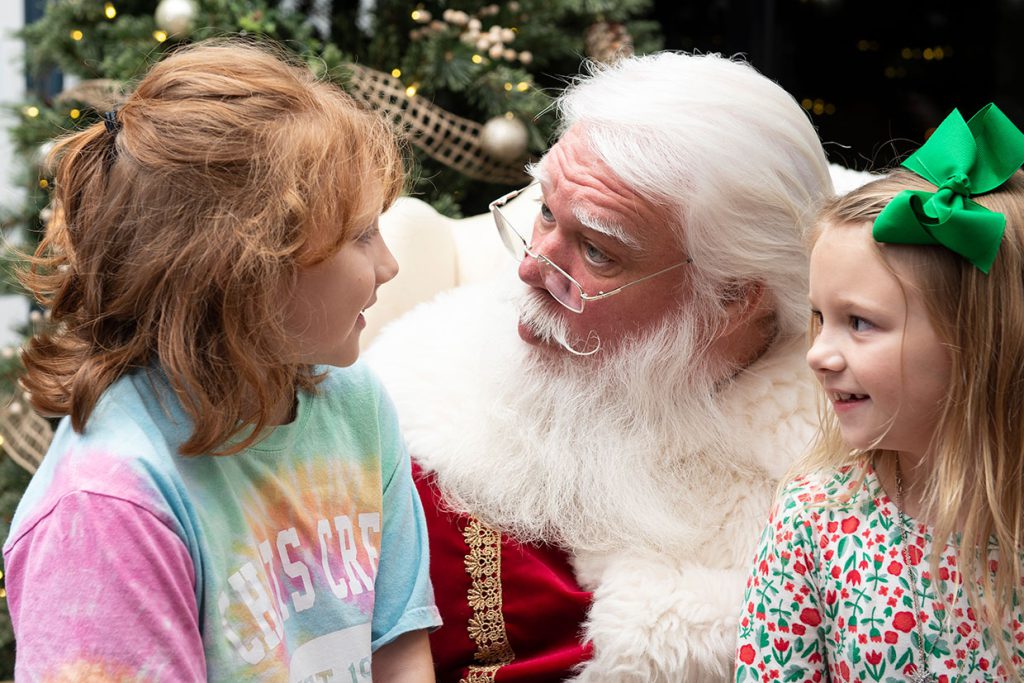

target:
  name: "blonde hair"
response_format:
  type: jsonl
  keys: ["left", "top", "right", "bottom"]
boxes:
{"left": 804, "top": 168, "right": 1024, "bottom": 676}
{"left": 20, "top": 39, "right": 403, "bottom": 455}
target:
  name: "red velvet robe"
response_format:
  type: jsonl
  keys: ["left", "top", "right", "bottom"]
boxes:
{"left": 413, "top": 462, "right": 593, "bottom": 682}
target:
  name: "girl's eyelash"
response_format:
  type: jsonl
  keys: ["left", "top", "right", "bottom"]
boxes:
{"left": 357, "top": 227, "right": 379, "bottom": 243}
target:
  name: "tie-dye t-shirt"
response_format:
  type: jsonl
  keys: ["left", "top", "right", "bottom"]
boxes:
{"left": 3, "top": 362, "right": 441, "bottom": 681}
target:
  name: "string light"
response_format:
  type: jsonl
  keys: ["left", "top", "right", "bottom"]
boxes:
{"left": 405, "top": 84, "right": 418, "bottom": 97}
{"left": 153, "top": 30, "right": 168, "bottom": 42}
{"left": 70, "top": 29, "right": 84, "bottom": 41}
{"left": 391, "top": 68, "right": 401, "bottom": 78}
{"left": 104, "top": 2, "right": 117, "bottom": 19}
{"left": 39, "top": 179, "right": 49, "bottom": 190}
{"left": 504, "top": 82, "right": 513, "bottom": 91}
{"left": 70, "top": 108, "right": 81, "bottom": 119}
{"left": 801, "top": 98, "right": 835, "bottom": 115}
{"left": 516, "top": 81, "right": 529, "bottom": 92}
{"left": 411, "top": 9, "right": 422, "bottom": 21}
{"left": 24, "top": 106, "right": 39, "bottom": 118}
{"left": 471, "top": 54, "right": 483, "bottom": 64}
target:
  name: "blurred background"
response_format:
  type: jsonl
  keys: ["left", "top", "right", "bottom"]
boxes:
{"left": 656, "top": 0, "right": 1024, "bottom": 172}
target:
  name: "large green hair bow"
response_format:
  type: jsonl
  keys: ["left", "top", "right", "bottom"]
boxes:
{"left": 872, "top": 103, "right": 1024, "bottom": 273}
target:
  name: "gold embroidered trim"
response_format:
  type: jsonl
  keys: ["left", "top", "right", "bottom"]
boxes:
{"left": 459, "top": 517, "right": 515, "bottom": 683}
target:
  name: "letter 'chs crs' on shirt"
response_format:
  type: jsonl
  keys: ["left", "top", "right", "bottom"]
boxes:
{"left": 2, "top": 363, "right": 441, "bottom": 681}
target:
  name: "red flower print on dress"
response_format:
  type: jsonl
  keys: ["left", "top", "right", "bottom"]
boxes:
{"left": 892, "top": 610, "right": 916, "bottom": 632}
{"left": 800, "top": 608, "right": 822, "bottom": 627}
{"left": 905, "top": 544, "right": 923, "bottom": 565}
{"left": 735, "top": 466, "right": 1024, "bottom": 683}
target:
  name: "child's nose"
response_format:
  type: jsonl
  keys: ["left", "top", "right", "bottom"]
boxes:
{"left": 806, "top": 333, "right": 845, "bottom": 375}
{"left": 376, "top": 239, "right": 399, "bottom": 285}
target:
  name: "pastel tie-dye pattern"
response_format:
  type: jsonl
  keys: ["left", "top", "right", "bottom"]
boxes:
{"left": 4, "top": 362, "right": 440, "bottom": 682}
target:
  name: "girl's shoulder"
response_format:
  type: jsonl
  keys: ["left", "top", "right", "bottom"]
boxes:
{"left": 782, "top": 463, "right": 869, "bottom": 504}
{"left": 314, "top": 360, "right": 386, "bottom": 408}
{"left": 774, "top": 463, "right": 876, "bottom": 524}
{"left": 5, "top": 373, "right": 188, "bottom": 552}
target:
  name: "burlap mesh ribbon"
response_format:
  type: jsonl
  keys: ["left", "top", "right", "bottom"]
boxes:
{"left": 0, "top": 404, "right": 52, "bottom": 474}
{"left": 345, "top": 64, "right": 530, "bottom": 185}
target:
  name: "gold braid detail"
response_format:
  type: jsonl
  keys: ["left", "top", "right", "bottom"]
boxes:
{"left": 459, "top": 517, "right": 515, "bottom": 683}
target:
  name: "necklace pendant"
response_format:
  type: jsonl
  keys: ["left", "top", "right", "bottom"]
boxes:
{"left": 909, "top": 669, "right": 931, "bottom": 683}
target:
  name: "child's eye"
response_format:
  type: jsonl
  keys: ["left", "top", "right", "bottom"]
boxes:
{"left": 810, "top": 309, "right": 823, "bottom": 327}
{"left": 850, "top": 316, "right": 873, "bottom": 332}
{"left": 357, "top": 227, "right": 379, "bottom": 244}
{"left": 583, "top": 241, "right": 612, "bottom": 266}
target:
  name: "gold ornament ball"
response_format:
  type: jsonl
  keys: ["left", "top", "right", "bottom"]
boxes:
{"left": 480, "top": 115, "right": 529, "bottom": 163}
{"left": 155, "top": 0, "right": 196, "bottom": 36}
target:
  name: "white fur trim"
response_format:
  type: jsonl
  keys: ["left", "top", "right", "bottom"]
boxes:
{"left": 570, "top": 553, "right": 747, "bottom": 682}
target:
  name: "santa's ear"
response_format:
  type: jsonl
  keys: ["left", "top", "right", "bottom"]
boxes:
{"left": 719, "top": 280, "right": 770, "bottom": 335}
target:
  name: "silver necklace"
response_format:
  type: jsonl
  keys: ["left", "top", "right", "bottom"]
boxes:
{"left": 894, "top": 462, "right": 933, "bottom": 683}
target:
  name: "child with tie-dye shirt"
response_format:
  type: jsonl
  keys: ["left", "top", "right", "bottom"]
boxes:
{"left": 4, "top": 40, "right": 441, "bottom": 681}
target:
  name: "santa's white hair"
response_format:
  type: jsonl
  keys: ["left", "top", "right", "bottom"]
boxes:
{"left": 547, "top": 52, "right": 834, "bottom": 340}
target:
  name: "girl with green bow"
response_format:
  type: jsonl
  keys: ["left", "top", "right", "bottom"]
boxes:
{"left": 736, "top": 104, "right": 1024, "bottom": 683}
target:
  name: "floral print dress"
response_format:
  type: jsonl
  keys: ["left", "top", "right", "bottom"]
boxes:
{"left": 735, "top": 464, "right": 1024, "bottom": 682}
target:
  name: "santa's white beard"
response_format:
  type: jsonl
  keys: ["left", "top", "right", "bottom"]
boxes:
{"left": 433, "top": 287, "right": 742, "bottom": 555}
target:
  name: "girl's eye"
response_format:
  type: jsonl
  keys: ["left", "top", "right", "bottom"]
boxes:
{"left": 539, "top": 203, "right": 554, "bottom": 222}
{"left": 357, "top": 227, "right": 379, "bottom": 244}
{"left": 850, "top": 316, "right": 873, "bottom": 332}
{"left": 810, "top": 309, "right": 823, "bottom": 327}
{"left": 583, "top": 241, "right": 612, "bottom": 266}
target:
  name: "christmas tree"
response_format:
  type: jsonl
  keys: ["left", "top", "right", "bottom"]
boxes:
{"left": 0, "top": 0, "right": 661, "bottom": 673}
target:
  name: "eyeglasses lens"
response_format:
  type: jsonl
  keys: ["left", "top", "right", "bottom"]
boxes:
{"left": 494, "top": 204, "right": 584, "bottom": 313}
{"left": 495, "top": 211, "right": 527, "bottom": 260}
{"left": 538, "top": 261, "right": 583, "bottom": 312}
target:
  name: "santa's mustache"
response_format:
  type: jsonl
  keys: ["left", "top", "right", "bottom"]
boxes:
{"left": 516, "top": 288, "right": 601, "bottom": 356}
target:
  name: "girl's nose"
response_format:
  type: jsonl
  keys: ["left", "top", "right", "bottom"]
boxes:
{"left": 375, "top": 236, "right": 399, "bottom": 285}
{"left": 806, "top": 333, "right": 845, "bottom": 375}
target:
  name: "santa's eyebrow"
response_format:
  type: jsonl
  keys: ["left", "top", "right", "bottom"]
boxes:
{"left": 572, "top": 206, "right": 644, "bottom": 253}
{"left": 527, "top": 162, "right": 549, "bottom": 185}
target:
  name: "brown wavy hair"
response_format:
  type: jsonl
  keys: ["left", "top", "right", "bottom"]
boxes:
{"left": 20, "top": 39, "right": 403, "bottom": 455}
{"left": 804, "top": 168, "right": 1024, "bottom": 678}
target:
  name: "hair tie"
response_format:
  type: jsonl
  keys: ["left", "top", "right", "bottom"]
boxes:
{"left": 871, "top": 103, "right": 1024, "bottom": 274}
{"left": 103, "top": 109, "right": 121, "bottom": 135}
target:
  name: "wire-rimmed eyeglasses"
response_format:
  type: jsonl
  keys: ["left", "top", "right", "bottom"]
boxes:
{"left": 488, "top": 182, "right": 693, "bottom": 314}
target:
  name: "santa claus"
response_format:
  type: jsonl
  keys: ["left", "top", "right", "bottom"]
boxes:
{"left": 367, "top": 52, "right": 834, "bottom": 681}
